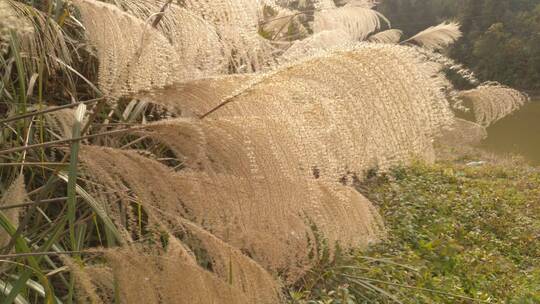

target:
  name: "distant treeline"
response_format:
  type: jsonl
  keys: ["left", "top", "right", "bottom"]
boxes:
{"left": 379, "top": 0, "right": 540, "bottom": 90}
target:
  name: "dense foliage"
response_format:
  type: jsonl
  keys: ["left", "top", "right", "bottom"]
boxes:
{"left": 379, "top": 0, "right": 540, "bottom": 91}
{"left": 291, "top": 162, "right": 540, "bottom": 303}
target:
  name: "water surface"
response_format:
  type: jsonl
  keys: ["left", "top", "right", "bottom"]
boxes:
{"left": 481, "top": 99, "right": 540, "bottom": 165}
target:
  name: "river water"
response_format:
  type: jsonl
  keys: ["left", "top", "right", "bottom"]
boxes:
{"left": 481, "top": 99, "right": 540, "bottom": 165}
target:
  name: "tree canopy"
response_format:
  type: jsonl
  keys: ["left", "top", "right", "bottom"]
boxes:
{"left": 379, "top": 0, "right": 540, "bottom": 91}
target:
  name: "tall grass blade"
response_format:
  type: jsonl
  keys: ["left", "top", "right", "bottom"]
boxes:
{"left": 8, "top": 31, "right": 26, "bottom": 112}
{"left": 0, "top": 212, "right": 55, "bottom": 304}
{"left": 0, "top": 279, "right": 29, "bottom": 304}
{"left": 8, "top": 277, "right": 64, "bottom": 304}
{"left": 57, "top": 172, "right": 123, "bottom": 245}
{"left": 66, "top": 104, "right": 86, "bottom": 251}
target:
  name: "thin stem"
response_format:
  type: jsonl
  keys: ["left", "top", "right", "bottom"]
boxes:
{"left": 0, "top": 196, "right": 71, "bottom": 210}
{"left": 0, "top": 125, "right": 150, "bottom": 155}
{"left": 151, "top": 0, "right": 173, "bottom": 28}
{"left": 0, "top": 162, "right": 67, "bottom": 167}
{"left": 0, "top": 98, "right": 103, "bottom": 125}
{"left": 0, "top": 251, "right": 100, "bottom": 260}
{"left": 19, "top": 119, "right": 34, "bottom": 175}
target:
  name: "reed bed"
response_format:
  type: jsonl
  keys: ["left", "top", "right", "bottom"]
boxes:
{"left": 0, "top": 0, "right": 528, "bottom": 302}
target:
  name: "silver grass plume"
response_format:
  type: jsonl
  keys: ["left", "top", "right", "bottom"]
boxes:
{"left": 280, "top": 29, "right": 355, "bottom": 61}
{"left": 458, "top": 83, "right": 529, "bottom": 126}
{"left": 44, "top": 108, "right": 83, "bottom": 139}
{"left": 0, "top": 176, "right": 26, "bottom": 249}
{"left": 313, "top": 5, "right": 390, "bottom": 41}
{"left": 108, "top": 0, "right": 227, "bottom": 75}
{"left": 74, "top": 0, "right": 183, "bottom": 97}
{"left": 139, "top": 44, "right": 455, "bottom": 177}
{"left": 313, "top": 0, "right": 337, "bottom": 9}
{"left": 367, "top": 29, "right": 403, "bottom": 44}
{"left": 104, "top": 248, "right": 253, "bottom": 304}
{"left": 78, "top": 145, "right": 383, "bottom": 283}
{"left": 413, "top": 46, "right": 479, "bottom": 85}
{"left": 438, "top": 118, "right": 488, "bottom": 146}
{"left": 1, "top": 0, "right": 73, "bottom": 78}
{"left": 77, "top": 146, "right": 284, "bottom": 301}
{"left": 0, "top": 0, "right": 33, "bottom": 55}
{"left": 403, "top": 21, "right": 462, "bottom": 50}
{"left": 279, "top": 4, "right": 394, "bottom": 60}
{"left": 180, "top": 0, "right": 276, "bottom": 72}
{"left": 74, "top": 0, "right": 277, "bottom": 97}
{"left": 342, "top": 0, "right": 378, "bottom": 8}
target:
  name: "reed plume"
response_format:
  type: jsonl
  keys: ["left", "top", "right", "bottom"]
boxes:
{"left": 367, "top": 29, "right": 403, "bottom": 44}
{"left": 105, "top": 0, "right": 227, "bottom": 76}
{"left": 313, "top": 5, "right": 390, "bottom": 41}
{"left": 0, "top": 176, "right": 25, "bottom": 249}
{"left": 139, "top": 44, "right": 454, "bottom": 177}
{"left": 74, "top": 0, "right": 183, "bottom": 97}
{"left": 2, "top": 0, "right": 73, "bottom": 79}
{"left": 403, "top": 21, "right": 462, "bottom": 50}
{"left": 179, "top": 0, "right": 275, "bottom": 72}
{"left": 437, "top": 118, "right": 488, "bottom": 146}
{"left": 280, "top": 30, "right": 355, "bottom": 61}
{"left": 105, "top": 248, "right": 252, "bottom": 304}
{"left": 458, "top": 83, "right": 529, "bottom": 126}
{"left": 0, "top": 0, "right": 33, "bottom": 55}
{"left": 78, "top": 145, "right": 382, "bottom": 283}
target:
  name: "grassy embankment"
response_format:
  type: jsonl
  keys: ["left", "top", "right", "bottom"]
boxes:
{"left": 290, "top": 156, "right": 540, "bottom": 303}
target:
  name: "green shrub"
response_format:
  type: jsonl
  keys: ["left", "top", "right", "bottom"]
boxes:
{"left": 290, "top": 162, "right": 540, "bottom": 303}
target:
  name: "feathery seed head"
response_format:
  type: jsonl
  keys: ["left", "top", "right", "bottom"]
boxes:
{"left": 0, "top": 0, "right": 33, "bottom": 55}
{"left": 75, "top": 103, "right": 87, "bottom": 123}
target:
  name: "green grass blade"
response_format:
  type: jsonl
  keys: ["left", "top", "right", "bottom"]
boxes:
{"left": 8, "top": 31, "right": 26, "bottom": 113}
{"left": 57, "top": 172, "right": 123, "bottom": 245}
{"left": 7, "top": 276, "right": 64, "bottom": 304}
{"left": 0, "top": 278, "right": 29, "bottom": 304}
{"left": 0, "top": 212, "right": 55, "bottom": 304}
{"left": 66, "top": 104, "right": 85, "bottom": 251}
